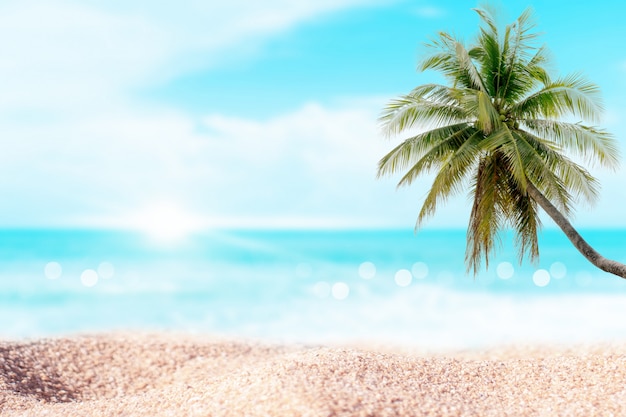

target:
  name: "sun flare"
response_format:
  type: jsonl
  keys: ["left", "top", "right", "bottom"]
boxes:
{"left": 133, "top": 202, "right": 203, "bottom": 243}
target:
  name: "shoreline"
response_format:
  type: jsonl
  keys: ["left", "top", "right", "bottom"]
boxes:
{"left": 3, "top": 332, "right": 626, "bottom": 416}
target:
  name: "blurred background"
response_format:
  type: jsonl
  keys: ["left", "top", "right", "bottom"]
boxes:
{"left": 1, "top": 0, "right": 626, "bottom": 350}
{"left": 1, "top": 0, "right": 625, "bottom": 229}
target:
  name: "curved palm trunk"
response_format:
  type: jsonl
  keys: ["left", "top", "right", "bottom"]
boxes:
{"left": 526, "top": 182, "right": 626, "bottom": 279}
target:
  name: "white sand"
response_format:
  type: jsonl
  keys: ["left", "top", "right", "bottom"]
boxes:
{"left": 2, "top": 333, "right": 626, "bottom": 416}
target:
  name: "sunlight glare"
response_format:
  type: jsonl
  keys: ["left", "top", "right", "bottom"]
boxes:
{"left": 134, "top": 202, "right": 202, "bottom": 243}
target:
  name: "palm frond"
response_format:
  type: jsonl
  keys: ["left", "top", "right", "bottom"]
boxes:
{"left": 524, "top": 45, "right": 551, "bottom": 85}
{"left": 396, "top": 126, "right": 477, "bottom": 187}
{"left": 522, "top": 119, "right": 619, "bottom": 169}
{"left": 476, "top": 90, "right": 501, "bottom": 133}
{"left": 406, "top": 84, "right": 468, "bottom": 106}
{"left": 378, "top": 4, "right": 620, "bottom": 276}
{"left": 379, "top": 95, "right": 470, "bottom": 137}
{"left": 505, "top": 173, "right": 541, "bottom": 264}
{"left": 472, "top": 6, "right": 498, "bottom": 34}
{"left": 415, "top": 131, "right": 483, "bottom": 228}
{"left": 510, "top": 130, "right": 573, "bottom": 212}
{"left": 466, "top": 154, "right": 506, "bottom": 273}
{"left": 511, "top": 73, "right": 604, "bottom": 122}
{"left": 377, "top": 124, "right": 474, "bottom": 178}
{"left": 516, "top": 129, "right": 600, "bottom": 206}
{"left": 477, "top": 29, "right": 503, "bottom": 98}
{"left": 478, "top": 126, "right": 527, "bottom": 188}
{"left": 419, "top": 33, "right": 470, "bottom": 86}
{"left": 499, "top": 8, "right": 539, "bottom": 98}
{"left": 455, "top": 42, "right": 488, "bottom": 93}
{"left": 506, "top": 7, "right": 539, "bottom": 60}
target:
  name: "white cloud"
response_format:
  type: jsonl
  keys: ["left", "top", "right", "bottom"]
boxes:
{"left": 0, "top": 0, "right": 409, "bottom": 228}
{"left": 0, "top": 95, "right": 471, "bottom": 228}
{"left": 0, "top": 0, "right": 622, "bottom": 230}
{"left": 2, "top": 94, "right": 622, "bottom": 229}
{"left": 0, "top": 0, "right": 387, "bottom": 112}
{"left": 0, "top": 2, "right": 169, "bottom": 113}
{"left": 4, "top": 90, "right": 622, "bottom": 229}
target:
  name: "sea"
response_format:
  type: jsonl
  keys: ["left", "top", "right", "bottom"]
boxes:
{"left": 2, "top": 228, "right": 626, "bottom": 350}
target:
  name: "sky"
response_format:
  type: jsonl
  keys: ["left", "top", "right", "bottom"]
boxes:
{"left": 2, "top": 0, "right": 626, "bottom": 231}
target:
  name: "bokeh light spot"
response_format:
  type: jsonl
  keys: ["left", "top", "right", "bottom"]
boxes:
{"left": 358, "top": 262, "right": 376, "bottom": 280}
{"left": 394, "top": 269, "right": 413, "bottom": 287}
{"left": 313, "top": 281, "right": 331, "bottom": 298}
{"left": 550, "top": 262, "right": 567, "bottom": 279}
{"left": 98, "top": 262, "right": 115, "bottom": 279}
{"left": 44, "top": 262, "right": 62, "bottom": 280}
{"left": 533, "top": 269, "right": 550, "bottom": 287}
{"left": 496, "top": 261, "right": 514, "bottom": 280}
{"left": 411, "top": 262, "right": 429, "bottom": 279}
{"left": 80, "top": 269, "right": 99, "bottom": 287}
{"left": 331, "top": 282, "right": 350, "bottom": 300}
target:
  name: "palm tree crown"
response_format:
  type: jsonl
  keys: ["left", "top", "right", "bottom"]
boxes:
{"left": 378, "top": 6, "right": 621, "bottom": 276}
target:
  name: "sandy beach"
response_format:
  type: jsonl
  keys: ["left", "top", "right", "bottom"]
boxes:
{"left": 0, "top": 333, "right": 625, "bottom": 416}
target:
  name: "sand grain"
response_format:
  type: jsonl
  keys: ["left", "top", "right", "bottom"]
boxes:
{"left": 1, "top": 333, "right": 625, "bottom": 416}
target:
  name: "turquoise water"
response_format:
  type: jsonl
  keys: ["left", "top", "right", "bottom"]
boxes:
{"left": 2, "top": 228, "right": 626, "bottom": 349}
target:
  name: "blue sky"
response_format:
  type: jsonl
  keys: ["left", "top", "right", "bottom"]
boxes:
{"left": 1, "top": 0, "right": 626, "bottom": 231}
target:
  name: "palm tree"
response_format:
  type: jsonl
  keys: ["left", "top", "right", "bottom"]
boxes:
{"left": 378, "top": 6, "right": 626, "bottom": 279}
